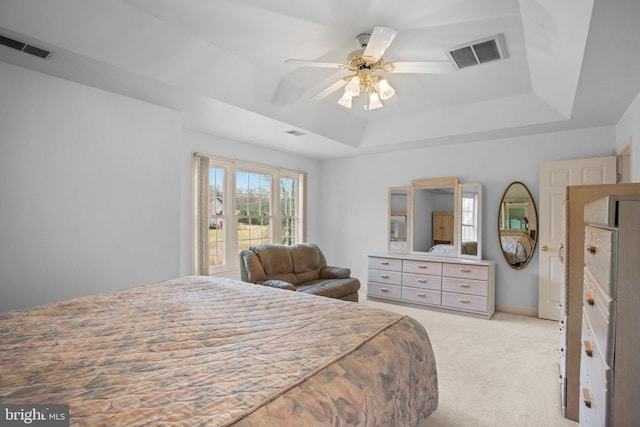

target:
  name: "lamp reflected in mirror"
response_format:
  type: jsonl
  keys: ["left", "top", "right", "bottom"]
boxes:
{"left": 498, "top": 182, "right": 538, "bottom": 269}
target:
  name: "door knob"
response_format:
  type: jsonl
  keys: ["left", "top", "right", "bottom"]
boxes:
{"left": 541, "top": 245, "right": 548, "bottom": 251}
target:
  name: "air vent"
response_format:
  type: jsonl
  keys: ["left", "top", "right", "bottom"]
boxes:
{"left": 447, "top": 34, "right": 506, "bottom": 70}
{"left": 0, "top": 33, "right": 52, "bottom": 59}
{"left": 283, "top": 129, "right": 306, "bottom": 137}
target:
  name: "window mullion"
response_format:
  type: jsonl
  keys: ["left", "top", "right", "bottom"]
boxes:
{"left": 272, "top": 172, "right": 281, "bottom": 244}
{"left": 226, "top": 164, "right": 238, "bottom": 267}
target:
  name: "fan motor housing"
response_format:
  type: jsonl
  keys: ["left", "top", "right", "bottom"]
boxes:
{"left": 355, "top": 33, "right": 371, "bottom": 48}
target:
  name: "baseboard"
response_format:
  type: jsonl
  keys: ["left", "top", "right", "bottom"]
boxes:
{"left": 496, "top": 304, "right": 537, "bottom": 317}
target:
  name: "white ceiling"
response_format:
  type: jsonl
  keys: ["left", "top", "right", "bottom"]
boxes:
{"left": 1, "top": 0, "right": 639, "bottom": 159}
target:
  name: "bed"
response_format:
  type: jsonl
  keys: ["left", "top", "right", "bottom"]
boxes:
{"left": 0, "top": 276, "right": 438, "bottom": 426}
{"left": 499, "top": 230, "right": 535, "bottom": 265}
{"left": 427, "top": 241, "right": 477, "bottom": 255}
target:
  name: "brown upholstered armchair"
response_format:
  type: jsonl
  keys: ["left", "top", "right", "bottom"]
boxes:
{"left": 239, "top": 243, "right": 360, "bottom": 302}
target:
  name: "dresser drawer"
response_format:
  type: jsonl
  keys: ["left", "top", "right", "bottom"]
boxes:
{"left": 402, "top": 260, "right": 443, "bottom": 275}
{"left": 402, "top": 287, "right": 441, "bottom": 305}
{"left": 583, "top": 268, "right": 615, "bottom": 365}
{"left": 367, "top": 282, "right": 401, "bottom": 300}
{"left": 581, "top": 314, "right": 612, "bottom": 426}
{"left": 441, "top": 292, "right": 488, "bottom": 312}
{"left": 403, "top": 273, "right": 442, "bottom": 290}
{"left": 584, "top": 226, "right": 617, "bottom": 297}
{"left": 579, "top": 367, "right": 607, "bottom": 427}
{"left": 368, "top": 268, "right": 402, "bottom": 285}
{"left": 368, "top": 257, "right": 402, "bottom": 271}
{"left": 442, "top": 277, "right": 488, "bottom": 297}
{"left": 442, "top": 263, "right": 489, "bottom": 281}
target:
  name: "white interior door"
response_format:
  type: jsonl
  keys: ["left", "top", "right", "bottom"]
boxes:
{"left": 538, "top": 157, "right": 616, "bottom": 320}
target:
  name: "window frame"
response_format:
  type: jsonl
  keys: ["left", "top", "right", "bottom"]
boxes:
{"left": 460, "top": 193, "right": 478, "bottom": 242}
{"left": 193, "top": 153, "right": 306, "bottom": 275}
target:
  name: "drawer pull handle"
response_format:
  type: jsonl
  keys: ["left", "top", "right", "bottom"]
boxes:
{"left": 459, "top": 283, "right": 471, "bottom": 288}
{"left": 380, "top": 288, "right": 389, "bottom": 292}
{"left": 582, "top": 388, "right": 592, "bottom": 408}
{"left": 460, "top": 269, "right": 472, "bottom": 273}
{"left": 380, "top": 261, "right": 389, "bottom": 265}
{"left": 459, "top": 299, "right": 471, "bottom": 304}
{"left": 380, "top": 274, "right": 390, "bottom": 279}
{"left": 585, "top": 292, "right": 595, "bottom": 306}
{"left": 418, "top": 265, "right": 428, "bottom": 269}
{"left": 586, "top": 245, "right": 597, "bottom": 254}
{"left": 417, "top": 293, "right": 427, "bottom": 297}
{"left": 583, "top": 341, "right": 594, "bottom": 357}
{"left": 418, "top": 279, "right": 427, "bottom": 283}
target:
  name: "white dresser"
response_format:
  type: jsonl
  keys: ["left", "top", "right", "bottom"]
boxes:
{"left": 367, "top": 253, "right": 495, "bottom": 319}
{"left": 579, "top": 195, "right": 640, "bottom": 427}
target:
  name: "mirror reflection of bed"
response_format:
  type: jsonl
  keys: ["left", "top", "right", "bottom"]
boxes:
{"left": 500, "top": 230, "right": 535, "bottom": 266}
{"left": 498, "top": 182, "right": 538, "bottom": 269}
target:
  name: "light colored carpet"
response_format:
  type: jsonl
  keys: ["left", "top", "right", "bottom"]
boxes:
{"left": 362, "top": 299, "right": 578, "bottom": 427}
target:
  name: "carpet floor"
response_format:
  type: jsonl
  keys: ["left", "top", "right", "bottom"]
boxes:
{"left": 362, "top": 298, "right": 578, "bottom": 427}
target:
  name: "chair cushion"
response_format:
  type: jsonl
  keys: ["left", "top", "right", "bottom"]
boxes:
{"left": 291, "top": 243, "right": 325, "bottom": 284}
{"left": 251, "top": 244, "right": 298, "bottom": 285}
{"left": 295, "top": 278, "right": 361, "bottom": 299}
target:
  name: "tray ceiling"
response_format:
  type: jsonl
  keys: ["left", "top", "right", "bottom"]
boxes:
{"left": 1, "top": 0, "right": 639, "bottom": 158}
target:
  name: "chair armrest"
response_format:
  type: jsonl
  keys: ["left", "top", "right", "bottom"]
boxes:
{"left": 320, "top": 266, "right": 351, "bottom": 279}
{"left": 261, "top": 280, "right": 296, "bottom": 291}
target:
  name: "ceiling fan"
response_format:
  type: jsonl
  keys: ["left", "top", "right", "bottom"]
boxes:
{"left": 286, "top": 26, "right": 453, "bottom": 110}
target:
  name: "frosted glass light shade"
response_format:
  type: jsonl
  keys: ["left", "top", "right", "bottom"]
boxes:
{"left": 344, "top": 75, "right": 361, "bottom": 96}
{"left": 367, "top": 91, "right": 383, "bottom": 110}
{"left": 377, "top": 78, "right": 395, "bottom": 100}
{"left": 338, "top": 91, "right": 353, "bottom": 108}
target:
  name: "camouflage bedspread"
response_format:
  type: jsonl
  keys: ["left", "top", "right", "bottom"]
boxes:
{"left": 0, "top": 276, "right": 437, "bottom": 426}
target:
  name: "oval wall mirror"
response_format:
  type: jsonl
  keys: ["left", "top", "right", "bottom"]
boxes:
{"left": 498, "top": 182, "right": 538, "bottom": 269}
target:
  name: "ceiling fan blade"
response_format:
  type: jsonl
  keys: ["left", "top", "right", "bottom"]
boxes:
{"left": 363, "top": 26, "right": 398, "bottom": 60}
{"left": 311, "top": 79, "right": 347, "bottom": 100}
{"left": 387, "top": 61, "right": 454, "bottom": 74}
{"left": 285, "top": 59, "right": 343, "bottom": 69}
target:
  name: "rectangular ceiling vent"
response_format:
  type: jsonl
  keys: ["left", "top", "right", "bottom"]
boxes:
{"left": 447, "top": 34, "right": 507, "bottom": 70}
{"left": 0, "top": 33, "right": 52, "bottom": 59}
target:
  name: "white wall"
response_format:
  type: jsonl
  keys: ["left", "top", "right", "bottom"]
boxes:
{"left": 178, "top": 129, "right": 322, "bottom": 276}
{"left": 317, "top": 126, "right": 616, "bottom": 313}
{"left": 0, "top": 61, "right": 323, "bottom": 312}
{"left": 616, "top": 89, "right": 640, "bottom": 181}
{"left": 0, "top": 57, "right": 629, "bottom": 315}
{"left": 0, "top": 62, "right": 183, "bottom": 312}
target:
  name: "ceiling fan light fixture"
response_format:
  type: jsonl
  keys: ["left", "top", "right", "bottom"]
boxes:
{"left": 366, "top": 88, "right": 383, "bottom": 110}
{"left": 344, "top": 75, "right": 361, "bottom": 96}
{"left": 338, "top": 92, "right": 353, "bottom": 109}
{"left": 377, "top": 77, "right": 395, "bottom": 100}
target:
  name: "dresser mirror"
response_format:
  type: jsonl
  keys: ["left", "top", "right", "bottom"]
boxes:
{"left": 498, "top": 181, "right": 538, "bottom": 269}
{"left": 411, "top": 177, "right": 459, "bottom": 256}
{"left": 458, "top": 183, "right": 482, "bottom": 259}
{"left": 388, "top": 187, "right": 412, "bottom": 252}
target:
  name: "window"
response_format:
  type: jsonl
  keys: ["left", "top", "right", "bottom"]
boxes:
{"left": 460, "top": 194, "right": 478, "bottom": 242}
{"left": 194, "top": 154, "right": 306, "bottom": 274}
